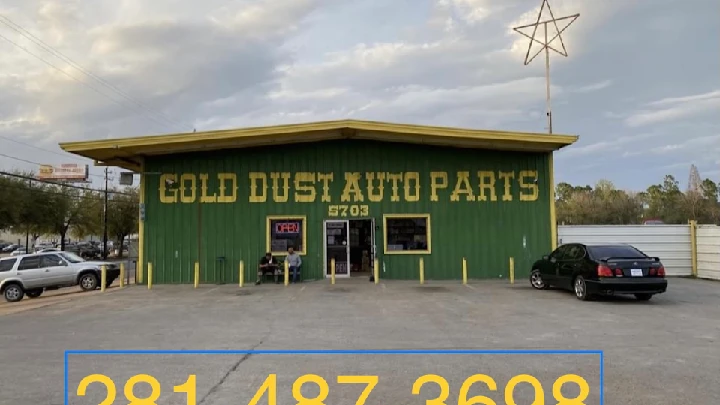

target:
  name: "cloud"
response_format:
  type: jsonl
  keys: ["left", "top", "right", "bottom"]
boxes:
{"left": 0, "top": 0, "right": 717, "bottom": 192}
{"left": 571, "top": 79, "right": 612, "bottom": 93}
{"left": 560, "top": 132, "right": 656, "bottom": 157}
{"left": 507, "top": 0, "right": 639, "bottom": 61}
{"left": 625, "top": 90, "right": 720, "bottom": 127}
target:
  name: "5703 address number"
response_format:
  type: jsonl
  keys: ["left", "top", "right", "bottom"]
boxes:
{"left": 328, "top": 204, "right": 369, "bottom": 218}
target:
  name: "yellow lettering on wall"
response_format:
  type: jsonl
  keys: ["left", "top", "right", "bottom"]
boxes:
{"left": 498, "top": 171, "right": 514, "bottom": 201}
{"left": 317, "top": 173, "right": 334, "bottom": 202}
{"left": 249, "top": 172, "right": 267, "bottom": 203}
{"left": 271, "top": 172, "right": 291, "bottom": 203}
{"left": 386, "top": 173, "right": 403, "bottom": 202}
{"left": 404, "top": 172, "right": 420, "bottom": 202}
{"left": 294, "top": 172, "right": 317, "bottom": 203}
{"left": 366, "top": 172, "right": 385, "bottom": 202}
{"left": 430, "top": 172, "right": 448, "bottom": 202}
{"left": 159, "top": 174, "right": 178, "bottom": 204}
{"left": 199, "top": 174, "right": 217, "bottom": 203}
{"left": 180, "top": 174, "right": 196, "bottom": 203}
{"left": 341, "top": 172, "right": 365, "bottom": 202}
{"left": 477, "top": 171, "right": 498, "bottom": 202}
{"left": 217, "top": 173, "right": 237, "bottom": 203}
{"left": 451, "top": 171, "right": 475, "bottom": 202}
{"left": 519, "top": 170, "right": 539, "bottom": 201}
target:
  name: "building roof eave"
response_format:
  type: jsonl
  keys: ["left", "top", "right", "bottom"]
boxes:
{"left": 59, "top": 119, "right": 578, "bottom": 171}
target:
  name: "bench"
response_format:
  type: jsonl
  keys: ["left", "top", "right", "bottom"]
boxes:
{"left": 256, "top": 261, "right": 303, "bottom": 284}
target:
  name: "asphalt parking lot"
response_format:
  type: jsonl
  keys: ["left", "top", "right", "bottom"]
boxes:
{"left": 1, "top": 277, "right": 718, "bottom": 405}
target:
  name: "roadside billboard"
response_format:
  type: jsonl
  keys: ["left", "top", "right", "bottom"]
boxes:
{"left": 37, "top": 164, "right": 89, "bottom": 182}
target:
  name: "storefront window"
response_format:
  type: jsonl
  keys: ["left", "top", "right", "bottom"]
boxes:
{"left": 383, "top": 214, "right": 431, "bottom": 254}
{"left": 267, "top": 216, "right": 306, "bottom": 255}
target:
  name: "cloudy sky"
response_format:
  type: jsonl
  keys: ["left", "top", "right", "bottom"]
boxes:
{"left": 0, "top": 0, "right": 717, "bottom": 191}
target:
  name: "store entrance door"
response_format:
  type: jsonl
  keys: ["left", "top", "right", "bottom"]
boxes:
{"left": 324, "top": 220, "right": 350, "bottom": 278}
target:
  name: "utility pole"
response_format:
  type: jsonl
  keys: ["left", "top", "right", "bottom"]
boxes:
{"left": 25, "top": 178, "right": 31, "bottom": 252}
{"left": 102, "top": 167, "right": 109, "bottom": 260}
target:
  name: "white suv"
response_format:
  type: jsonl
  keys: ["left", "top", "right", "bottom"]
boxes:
{"left": 0, "top": 252, "right": 120, "bottom": 302}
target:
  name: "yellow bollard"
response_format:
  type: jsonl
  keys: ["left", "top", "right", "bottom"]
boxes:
{"left": 239, "top": 260, "right": 245, "bottom": 287}
{"left": 462, "top": 257, "right": 468, "bottom": 285}
{"left": 100, "top": 265, "right": 107, "bottom": 292}
{"left": 147, "top": 263, "right": 153, "bottom": 290}
{"left": 138, "top": 261, "right": 144, "bottom": 284}
{"left": 331, "top": 258, "right": 336, "bottom": 285}
{"left": 194, "top": 262, "right": 199, "bottom": 289}
{"left": 284, "top": 260, "right": 289, "bottom": 286}
{"left": 419, "top": 257, "right": 425, "bottom": 285}
{"left": 373, "top": 258, "right": 379, "bottom": 284}
{"left": 509, "top": 257, "right": 515, "bottom": 285}
{"left": 119, "top": 263, "right": 125, "bottom": 288}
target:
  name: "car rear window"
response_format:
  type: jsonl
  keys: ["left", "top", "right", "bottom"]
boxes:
{"left": 0, "top": 258, "right": 17, "bottom": 272}
{"left": 588, "top": 245, "right": 646, "bottom": 259}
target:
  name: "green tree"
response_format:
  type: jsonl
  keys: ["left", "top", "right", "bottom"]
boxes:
{"left": 71, "top": 191, "right": 104, "bottom": 240}
{"left": 17, "top": 179, "right": 56, "bottom": 246}
{"left": 0, "top": 175, "right": 23, "bottom": 230}
{"left": 44, "top": 186, "right": 91, "bottom": 250}
{"left": 106, "top": 187, "right": 139, "bottom": 259}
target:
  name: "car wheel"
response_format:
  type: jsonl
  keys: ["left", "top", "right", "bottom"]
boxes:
{"left": 634, "top": 293, "right": 653, "bottom": 301}
{"left": 3, "top": 284, "right": 25, "bottom": 302}
{"left": 79, "top": 273, "right": 99, "bottom": 291}
{"left": 573, "top": 276, "right": 591, "bottom": 301}
{"left": 530, "top": 269, "right": 549, "bottom": 290}
{"left": 26, "top": 289, "right": 43, "bottom": 299}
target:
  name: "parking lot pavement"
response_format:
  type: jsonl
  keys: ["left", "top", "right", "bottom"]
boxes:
{"left": 0, "top": 278, "right": 134, "bottom": 316}
{"left": 1, "top": 278, "right": 718, "bottom": 405}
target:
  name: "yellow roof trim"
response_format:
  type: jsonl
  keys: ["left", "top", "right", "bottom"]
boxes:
{"left": 59, "top": 119, "right": 578, "bottom": 171}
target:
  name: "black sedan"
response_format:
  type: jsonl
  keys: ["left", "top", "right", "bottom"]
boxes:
{"left": 530, "top": 243, "right": 668, "bottom": 301}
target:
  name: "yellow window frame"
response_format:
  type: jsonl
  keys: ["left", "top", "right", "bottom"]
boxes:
{"left": 383, "top": 213, "right": 432, "bottom": 255}
{"left": 266, "top": 215, "right": 308, "bottom": 256}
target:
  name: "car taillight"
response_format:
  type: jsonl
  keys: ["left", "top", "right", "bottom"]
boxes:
{"left": 657, "top": 266, "right": 665, "bottom": 277}
{"left": 597, "top": 264, "right": 613, "bottom": 277}
{"left": 649, "top": 268, "right": 656, "bottom": 276}
{"left": 614, "top": 268, "right": 623, "bottom": 276}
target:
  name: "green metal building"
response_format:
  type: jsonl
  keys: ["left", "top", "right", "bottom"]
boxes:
{"left": 60, "top": 120, "right": 577, "bottom": 284}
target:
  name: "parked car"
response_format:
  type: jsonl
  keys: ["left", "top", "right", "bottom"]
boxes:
{"left": 2, "top": 244, "right": 21, "bottom": 253}
{"left": 0, "top": 251, "right": 120, "bottom": 302}
{"left": 530, "top": 243, "right": 668, "bottom": 301}
{"left": 10, "top": 248, "right": 27, "bottom": 256}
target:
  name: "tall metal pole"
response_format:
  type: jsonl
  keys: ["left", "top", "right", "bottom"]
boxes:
{"left": 25, "top": 178, "right": 31, "bottom": 251}
{"left": 544, "top": 22, "right": 552, "bottom": 134}
{"left": 102, "top": 167, "right": 109, "bottom": 260}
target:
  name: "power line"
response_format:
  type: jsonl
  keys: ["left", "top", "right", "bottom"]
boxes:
{"left": 0, "top": 133, "right": 93, "bottom": 164}
{"left": 1, "top": 180, "right": 127, "bottom": 202}
{"left": 0, "top": 15, "right": 189, "bottom": 132}
{"left": 0, "top": 152, "right": 105, "bottom": 178}
{"left": 0, "top": 171, "right": 133, "bottom": 196}
{"left": 0, "top": 32, "right": 176, "bottom": 133}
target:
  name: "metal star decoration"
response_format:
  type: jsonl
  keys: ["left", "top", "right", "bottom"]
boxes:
{"left": 513, "top": 0, "right": 579, "bottom": 133}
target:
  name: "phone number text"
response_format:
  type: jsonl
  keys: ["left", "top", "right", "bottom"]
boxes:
{"left": 77, "top": 372, "right": 590, "bottom": 405}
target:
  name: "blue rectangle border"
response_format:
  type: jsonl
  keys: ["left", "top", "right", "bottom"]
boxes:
{"left": 65, "top": 349, "right": 604, "bottom": 405}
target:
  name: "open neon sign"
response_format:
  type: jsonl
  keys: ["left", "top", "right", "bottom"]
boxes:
{"left": 274, "top": 222, "right": 300, "bottom": 234}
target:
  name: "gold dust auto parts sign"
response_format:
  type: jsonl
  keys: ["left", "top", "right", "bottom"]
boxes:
{"left": 157, "top": 170, "right": 540, "bottom": 216}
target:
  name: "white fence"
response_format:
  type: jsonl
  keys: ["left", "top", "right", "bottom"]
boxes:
{"left": 697, "top": 225, "right": 720, "bottom": 281}
{"left": 558, "top": 225, "right": 692, "bottom": 276}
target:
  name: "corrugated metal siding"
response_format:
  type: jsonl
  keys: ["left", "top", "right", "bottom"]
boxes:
{"left": 558, "top": 225, "right": 692, "bottom": 276}
{"left": 697, "top": 225, "right": 720, "bottom": 281}
{"left": 144, "top": 140, "right": 551, "bottom": 283}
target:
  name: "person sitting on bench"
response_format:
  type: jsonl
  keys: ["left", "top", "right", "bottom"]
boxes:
{"left": 257, "top": 252, "right": 279, "bottom": 284}
{"left": 286, "top": 246, "right": 302, "bottom": 283}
